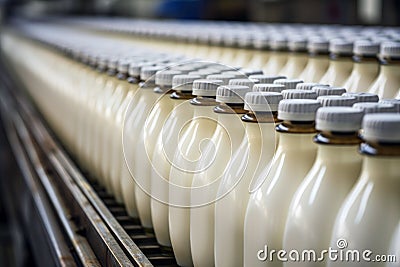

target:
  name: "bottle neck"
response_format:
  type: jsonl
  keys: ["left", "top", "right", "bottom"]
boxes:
{"left": 352, "top": 60, "right": 379, "bottom": 73}
{"left": 213, "top": 103, "right": 247, "bottom": 114}
{"left": 330, "top": 52, "right": 353, "bottom": 61}
{"left": 353, "top": 55, "right": 379, "bottom": 64}
{"left": 275, "top": 121, "right": 317, "bottom": 151}
{"left": 139, "top": 80, "right": 155, "bottom": 88}
{"left": 360, "top": 142, "right": 400, "bottom": 157}
{"left": 380, "top": 63, "right": 400, "bottom": 76}
{"left": 190, "top": 96, "right": 217, "bottom": 106}
{"left": 314, "top": 131, "right": 361, "bottom": 146}
{"left": 170, "top": 90, "right": 195, "bottom": 100}
{"left": 241, "top": 111, "right": 279, "bottom": 123}
{"left": 276, "top": 120, "right": 316, "bottom": 134}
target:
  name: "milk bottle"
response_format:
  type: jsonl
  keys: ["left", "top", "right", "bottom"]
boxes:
{"left": 283, "top": 107, "right": 364, "bottom": 267}
{"left": 368, "top": 42, "right": 400, "bottom": 98}
{"left": 320, "top": 39, "right": 354, "bottom": 86}
{"left": 132, "top": 69, "right": 182, "bottom": 230}
{"left": 169, "top": 79, "right": 222, "bottom": 267}
{"left": 120, "top": 65, "right": 164, "bottom": 218}
{"left": 150, "top": 74, "right": 200, "bottom": 247}
{"left": 300, "top": 37, "right": 330, "bottom": 83}
{"left": 215, "top": 92, "right": 282, "bottom": 267}
{"left": 190, "top": 85, "right": 251, "bottom": 267}
{"left": 344, "top": 41, "right": 380, "bottom": 93}
{"left": 279, "top": 37, "right": 308, "bottom": 78}
{"left": 247, "top": 35, "right": 270, "bottom": 70}
{"left": 244, "top": 99, "right": 321, "bottom": 267}
{"left": 328, "top": 113, "right": 400, "bottom": 267}
{"left": 263, "top": 37, "right": 288, "bottom": 75}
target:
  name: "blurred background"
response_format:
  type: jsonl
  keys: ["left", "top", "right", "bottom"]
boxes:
{"left": 0, "top": 0, "right": 399, "bottom": 25}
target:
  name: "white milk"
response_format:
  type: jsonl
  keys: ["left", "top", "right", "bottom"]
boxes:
{"left": 328, "top": 113, "right": 400, "bottom": 267}
{"left": 190, "top": 85, "right": 251, "bottom": 267}
{"left": 283, "top": 107, "right": 364, "bottom": 267}
{"left": 215, "top": 92, "right": 281, "bottom": 267}
{"left": 244, "top": 99, "right": 321, "bottom": 267}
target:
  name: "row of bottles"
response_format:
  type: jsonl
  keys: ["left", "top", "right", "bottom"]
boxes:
{"left": 2, "top": 19, "right": 400, "bottom": 267}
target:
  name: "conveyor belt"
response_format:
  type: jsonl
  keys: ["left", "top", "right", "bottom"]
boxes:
{"left": 0, "top": 58, "right": 179, "bottom": 266}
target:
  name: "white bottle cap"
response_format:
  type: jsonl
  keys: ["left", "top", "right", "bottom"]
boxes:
{"left": 318, "top": 95, "right": 358, "bottom": 107}
{"left": 296, "top": 83, "right": 329, "bottom": 90}
{"left": 240, "top": 68, "right": 264, "bottom": 76}
{"left": 253, "top": 84, "right": 285, "bottom": 93}
{"left": 216, "top": 85, "right": 251, "bottom": 104}
{"left": 342, "top": 92, "right": 379, "bottom": 103}
{"left": 269, "top": 36, "right": 287, "bottom": 51}
{"left": 316, "top": 107, "right": 364, "bottom": 132}
{"left": 117, "top": 60, "right": 129, "bottom": 74}
{"left": 278, "top": 99, "right": 321, "bottom": 121}
{"left": 362, "top": 113, "right": 400, "bottom": 142}
{"left": 353, "top": 40, "right": 380, "bottom": 56}
{"left": 307, "top": 37, "right": 330, "bottom": 53}
{"left": 329, "top": 39, "right": 353, "bottom": 55}
{"left": 288, "top": 37, "right": 307, "bottom": 52}
{"left": 192, "top": 79, "right": 223, "bottom": 96}
{"left": 274, "top": 78, "right": 304, "bottom": 89}
{"left": 380, "top": 42, "right": 400, "bottom": 58}
{"left": 353, "top": 102, "right": 396, "bottom": 114}
{"left": 172, "top": 74, "right": 202, "bottom": 91}
{"left": 221, "top": 71, "right": 245, "bottom": 78}
{"left": 140, "top": 66, "right": 164, "bottom": 81}
{"left": 313, "top": 86, "right": 347, "bottom": 96}
{"left": 130, "top": 62, "right": 151, "bottom": 77}
{"left": 253, "top": 35, "right": 269, "bottom": 50}
{"left": 282, "top": 89, "right": 318, "bottom": 99}
{"left": 244, "top": 92, "right": 283, "bottom": 112}
{"left": 379, "top": 99, "right": 400, "bottom": 112}
{"left": 206, "top": 74, "right": 236, "bottom": 85}
{"left": 107, "top": 57, "right": 118, "bottom": 70}
{"left": 188, "top": 71, "right": 208, "bottom": 79}
{"left": 170, "top": 65, "right": 198, "bottom": 73}
{"left": 249, "top": 75, "right": 286, "bottom": 84}
{"left": 155, "top": 70, "right": 182, "bottom": 86}
{"left": 229, "top": 78, "right": 258, "bottom": 88}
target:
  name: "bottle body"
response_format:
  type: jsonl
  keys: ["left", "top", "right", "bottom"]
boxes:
{"left": 328, "top": 156, "right": 400, "bottom": 267}
{"left": 244, "top": 132, "right": 317, "bottom": 267}
{"left": 190, "top": 112, "right": 246, "bottom": 267}
{"left": 215, "top": 121, "right": 276, "bottom": 267}
{"left": 168, "top": 105, "right": 217, "bottom": 266}
{"left": 345, "top": 60, "right": 379, "bottom": 93}
{"left": 283, "top": 144, "right": 362, "bottom": 267}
